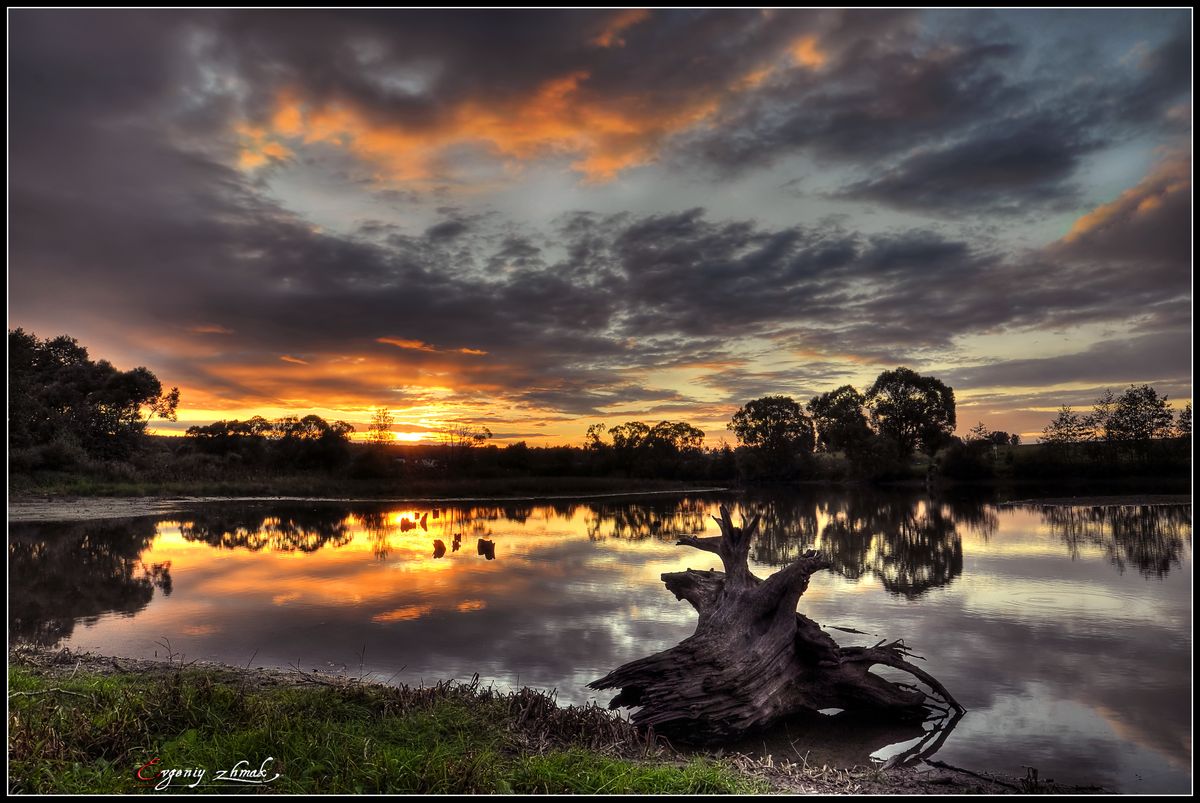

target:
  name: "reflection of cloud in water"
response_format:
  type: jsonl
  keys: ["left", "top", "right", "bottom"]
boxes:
{"left": 797, "top": 507, "right": 1191, "bottom": 790}
{"left": 10, "top": 494, "right": 1191, "bottom": 792}
{"left": 373, "top": 605, "right": 434, "bottom": 623}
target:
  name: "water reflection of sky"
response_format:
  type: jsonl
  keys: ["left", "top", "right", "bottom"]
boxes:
{"left": 8, "top": 493, "right": 1191, "bottom": 793}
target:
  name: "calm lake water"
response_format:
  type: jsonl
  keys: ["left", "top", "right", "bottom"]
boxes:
{"left": 9, "top": 490, "right": 1192, "bottom": 792}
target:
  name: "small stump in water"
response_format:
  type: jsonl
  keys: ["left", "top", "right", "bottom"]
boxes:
{"left": 589, "top": 506, "right": 964, "bottom": 742}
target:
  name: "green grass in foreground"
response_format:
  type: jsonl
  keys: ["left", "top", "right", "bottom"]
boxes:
{"left": 7, "top": 667, "right": 761, "bottom": 794}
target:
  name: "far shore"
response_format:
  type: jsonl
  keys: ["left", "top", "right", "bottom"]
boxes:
{"left": 9, "top": 473, "right": 725, "bottom": 503}
{"left": 7, "top": 485, "right": 735, "bottom": 523}
{"left": 9, "top": 483, "right": 1191, "bottom": 524}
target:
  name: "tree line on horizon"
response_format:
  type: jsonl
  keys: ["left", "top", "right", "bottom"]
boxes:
{"left": 8, "top": 329, "right": 1191, "bottom": 486}
{"left": 1041, "top": 387, "right": 1190, "bottom": 446}
{"left": 577, "top": 367, "right": 962, "bottom": 481}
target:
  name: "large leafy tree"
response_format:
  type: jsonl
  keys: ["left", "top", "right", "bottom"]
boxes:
{"left": 864, "top": 368, "right": 956, "bottom": 456}
{"left": 730, "top": 396, "right": 815, "bottom": 478}
{"left": 1085, "top": 388, "right": 1118, "bottom": 441}
{"left": 644, "top": 421, "right": 705, "bottom": 453}
{"left": 589, "top": 420, "right": 705, "bottom": 476}
{"left": 730, "top": 396, "right": 815, "bottom": 454}
{"left": 1041, "top": 405, "right": 1090, "bottom": 445}
{"left": 806, "top": 385, "right": 871, "bottom": 453}
{"left": 607, "top": 421, "right": 652, "bottom": 453}
{"left": 1104, "top": 385, "right": 1174, "bottom": 443}
{"left": 8, "top": 328, "right": 179, "bottom": 456}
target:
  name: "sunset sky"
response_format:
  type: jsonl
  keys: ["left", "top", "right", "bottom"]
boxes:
{"left": 8, "top": 9, "right": 1192, "bottom": 444}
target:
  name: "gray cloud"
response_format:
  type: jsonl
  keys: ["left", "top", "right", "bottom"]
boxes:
{"left": 947, "top": 330, "right": 1192, "bottom": 390}
{"left": 683, "top": 21, "right": 1189, "bottom": 216}
{"left": 836, "top": 114, "right": 1095, "bottom": 215}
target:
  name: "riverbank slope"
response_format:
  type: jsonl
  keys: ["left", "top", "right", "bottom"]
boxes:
{"left": 8, "top": 646, "right": 1098, "bottom": 795}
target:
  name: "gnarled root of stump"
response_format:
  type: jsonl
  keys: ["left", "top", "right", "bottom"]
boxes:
{"left": 589, "top": 506, "right": 963, "bottom": 742}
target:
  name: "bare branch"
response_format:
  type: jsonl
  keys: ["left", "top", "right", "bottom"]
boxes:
{"left": 756, "top": 550, "right": 832, "bottom": 613}
{"left": 676, "top": 535, "right": 722, "bottom": 555}
{"left": 840, "top": 643, "right": 965, "bottom": 713}
{"left": 662, "top": 569, "right": 724, "bottom": 617}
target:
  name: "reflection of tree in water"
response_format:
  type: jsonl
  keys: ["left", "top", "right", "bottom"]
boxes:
{"left": 863, "top": 502, "right": 963, "bottom": 599}
{"left": 179, "top": 506, "right": 353, "bottom": 552}
{"left": 423, "top": 505, "right": 531, "bottom": 544}
{"left": 575, "top": 491, "right": 976, "bottom": 598}
{"left": 743, "top": 496, "right": 820, "bottom": 564}
{"left": 583, "top": 497, "right": 710, "bottom": 541}
{"left": 749, "top": 491, "right": 977, "bottom": 599}
{"left": 9, "top": 519, "right": 172, "bottom": 646}
{"left": 357, "top": 511, "right": 393, "bottom": 559}
{"left": 940, "top": 492, "right": 999, "bottom": 541}
{"left": 1041, "top": 504, "right": 1192, "bottom": 578}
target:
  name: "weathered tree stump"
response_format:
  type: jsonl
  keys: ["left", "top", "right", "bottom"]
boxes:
{"left": 589, "top": 506, "right": 964, "bottom": 742}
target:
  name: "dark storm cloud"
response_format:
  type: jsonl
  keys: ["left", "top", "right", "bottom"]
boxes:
{"left": 517, "top": 383, "right": 692, "bottom": 418}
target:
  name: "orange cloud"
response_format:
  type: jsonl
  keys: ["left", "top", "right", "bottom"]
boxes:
{"left": 725, "top": 33, "right": 829, "bottom": 94}
{"left": 737, "top": 65, "right": 774, "bottom": 90}
{"left": 188, "top": 324, "right": 235, "bottom": 335}
{"left": 1063, "top": 151, "right": 1189, "bottom": 243}
{"left": 592, "top": 9, "right": 650, "bottom": 48}
{"left": 236, "top": 67, "right": 726, "bottom": 183}
{"left": 378, "top": 337, "right": 488, "bottom": 356}
{"left": 789, "top": 35, "right": 827, "bottom": 69}
{"left": 235, "top": 122, "right": 295, "bottom": 170}
{"left": 378, "top": 337, "right": 437, "bottom": 352}
{"left": 280, "top": 355, "right": 309, "bottom": 365}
